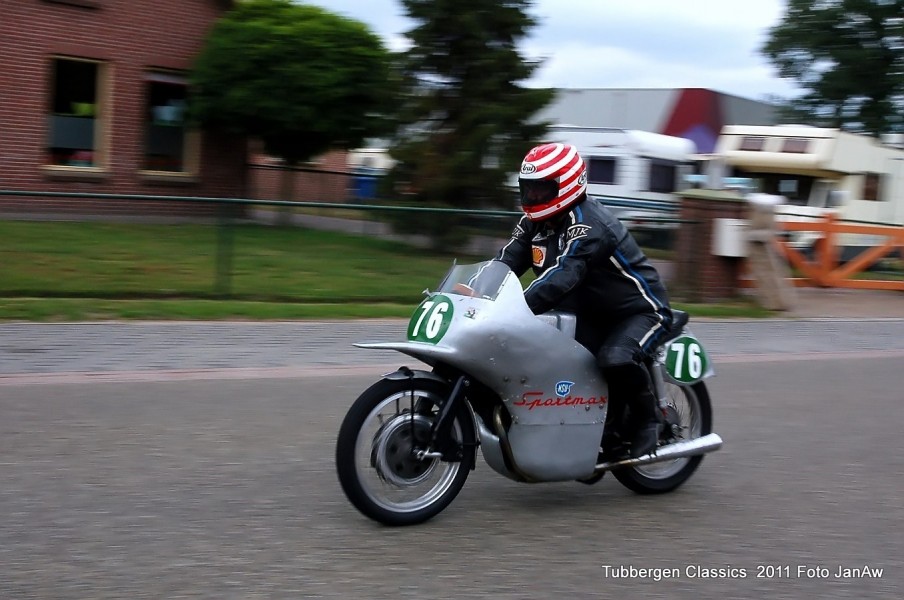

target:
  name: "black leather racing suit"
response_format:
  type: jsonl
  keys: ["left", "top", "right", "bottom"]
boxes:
{"left": 496, "top": 195, "right": 673, "bottom": 372}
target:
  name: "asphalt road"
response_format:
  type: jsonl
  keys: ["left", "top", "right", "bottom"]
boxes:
{"left": 1, "top": 320, "right": 903, "bottom": 599}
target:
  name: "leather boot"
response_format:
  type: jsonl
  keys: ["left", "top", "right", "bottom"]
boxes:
{"left": 629, "top": 389, "right": 662, "bottom": 458}
{"left": 630, "top": 421, "right": 661, "bottom": 458}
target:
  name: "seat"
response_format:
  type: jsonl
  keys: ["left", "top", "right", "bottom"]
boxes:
{"left": 660, "top": 309, "right": 690, "bottom": 345}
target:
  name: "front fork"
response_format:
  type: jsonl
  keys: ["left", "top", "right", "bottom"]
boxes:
{"left": 649, "top": 353, "right": 684, "bottom": 438}
{"left": 401, "top": 367, "right": 469, "bottom": 462}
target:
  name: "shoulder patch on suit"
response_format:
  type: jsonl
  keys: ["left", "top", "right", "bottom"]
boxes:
{"left": 566, "top": 224, "right": 592, "bottom": 242}
{"left": 512, "top": 224, "right": 526, "bottom": 239}
{"left": 532, "top": 245, "right": 546, "bottom": 267}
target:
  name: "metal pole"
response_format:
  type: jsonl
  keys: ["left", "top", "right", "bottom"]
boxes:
{"left": 215, "top": 201, "right": 234, "bottom": 297}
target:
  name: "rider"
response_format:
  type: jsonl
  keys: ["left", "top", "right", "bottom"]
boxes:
{"left": 495, "top": 142, "right": 674, "bottom": 458}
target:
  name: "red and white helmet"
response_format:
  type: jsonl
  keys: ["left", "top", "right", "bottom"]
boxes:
{"left": 518, "top": 143, "right": 587, "bottom": 220}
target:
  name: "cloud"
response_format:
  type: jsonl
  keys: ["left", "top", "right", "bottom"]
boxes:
{"left": 306, "top": 0, "right": 799, "bottom": 99}
{"left": 524, "top": 41, "right": 798, "bottom": 100}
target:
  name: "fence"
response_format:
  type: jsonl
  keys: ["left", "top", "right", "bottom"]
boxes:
{"left": 8, "top": 188, "right": 899, "bottom": 304}
{"left": 774, "top": 212, "right": 904, "bottom": 291}
{"left": 0, "top": 189, "right": 688, "bottom": 302}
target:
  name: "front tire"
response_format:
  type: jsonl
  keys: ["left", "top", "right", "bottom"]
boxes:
{"left": 613, "top": 381, "right": 712, "bottom": 494}
{"left": 336, "top": 377, "right": 476, "bottom": 526}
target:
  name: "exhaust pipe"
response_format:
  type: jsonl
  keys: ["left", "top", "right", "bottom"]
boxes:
{"left": 593, "top": 433, "right": 723, "bottom": 473}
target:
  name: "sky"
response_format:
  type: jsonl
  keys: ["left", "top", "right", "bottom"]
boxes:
{"left": 306, "top": 0, "right": 801, "bottom": 102}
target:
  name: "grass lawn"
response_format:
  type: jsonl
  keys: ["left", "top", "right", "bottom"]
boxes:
{"left": 0, "top": 220, "right": 770, "bottom": 321}
{"left": 0, "top": 221, "right": 462, "bottom": 301}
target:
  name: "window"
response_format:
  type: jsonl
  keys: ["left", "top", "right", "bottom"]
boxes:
{"left": 737, "top": 171, "right": 814, "bottom": 205}
{"left": 46, "top": 57, "right": 108, "bottom": 168}
{"left": 778, "top": 178, "right": 799, "bottom": 196}
{"left": 648, "top": 160, "right": 678, "bottom": 193}
{"left": 739, "top": 136, "right": 766, "bottom": 151}
{"left": 862, "top": 173, "right": 882, "bottom": 201}
{"left": 587, "top": 158, "right": 616, "bottom": 185}
{"left": 781, "top": 138, "right": 810, "bottom": 153}
{"left": 142, "top": 71, "right": 198, "bottom": 174}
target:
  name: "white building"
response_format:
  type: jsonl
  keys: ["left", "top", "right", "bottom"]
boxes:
{"left": 536, "top": 88, "right": 778, "bottom": 154}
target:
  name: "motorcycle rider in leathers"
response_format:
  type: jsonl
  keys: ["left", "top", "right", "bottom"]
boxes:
{"left": 496, "top": 142, "right": 674, "bottom": 458}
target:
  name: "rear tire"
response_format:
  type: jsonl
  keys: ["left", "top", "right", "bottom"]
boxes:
{"left": 613, "top": 381, "right": 712, "bottom": 494}
{"left": 336, "top": 377, "right": 475, "bottom": 525}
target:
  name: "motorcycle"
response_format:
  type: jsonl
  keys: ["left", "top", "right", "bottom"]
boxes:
{"left": 336, "top": 260, "right": 722, "bottom": 526}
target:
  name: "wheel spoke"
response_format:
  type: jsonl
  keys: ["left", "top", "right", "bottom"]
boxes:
{"left": 355, "top": 391, "right": 462, "bottom": 513}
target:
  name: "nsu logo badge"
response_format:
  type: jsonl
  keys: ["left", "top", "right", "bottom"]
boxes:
{"left": 555, "top": 380, "right": 575, "bottom": 397}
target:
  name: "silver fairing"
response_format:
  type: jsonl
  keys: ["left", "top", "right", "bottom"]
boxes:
{"left": 357, "top": 261, "right": 608, "bottom": 482}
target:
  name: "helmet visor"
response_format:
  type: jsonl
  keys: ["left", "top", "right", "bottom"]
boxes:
{"left": 519, "top": 178, "right": 558, "bottom": 208}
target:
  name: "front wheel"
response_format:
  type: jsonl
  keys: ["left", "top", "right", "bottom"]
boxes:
{"left": 613, "top": 381, "right": 712, "bottom": 494}
{"left": 336, "top": 377, "right": 476, "bottom": 526}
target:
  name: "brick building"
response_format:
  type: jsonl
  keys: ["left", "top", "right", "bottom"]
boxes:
{"left": 247, "top": 149, "right": 356, "bottom": 205}
{"left": 0, "top": 0, "right": 247, "bottom": 217}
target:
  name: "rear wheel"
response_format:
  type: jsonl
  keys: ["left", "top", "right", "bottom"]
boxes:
{"left": 612, "top": 381, "right": 712, "bottom": 494}
{"left": 336, "top": 378, "right": 475, "bottom": 526}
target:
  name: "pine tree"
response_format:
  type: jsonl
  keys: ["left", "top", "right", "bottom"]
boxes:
{"left": 387, "top": 0, "right": 554, "bottom": 244}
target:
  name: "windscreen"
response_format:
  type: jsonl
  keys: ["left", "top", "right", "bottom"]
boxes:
{"left": 435, "top": 260, "right": 512, "bottom": 301}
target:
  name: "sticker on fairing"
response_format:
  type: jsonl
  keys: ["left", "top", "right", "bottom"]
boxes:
{"left": 665, "top": 335, "right": 710, "bottom": 383}
{"left": 407, "top": 295, "right": 454, "bottom": 344}
{"left": 555, "top": 381, "right": 575, "bottom": 396}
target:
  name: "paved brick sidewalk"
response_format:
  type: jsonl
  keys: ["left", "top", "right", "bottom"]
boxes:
{"left": 781, "top": 287, "right": 904, "bottom": 319}
{"left": 2, "top": 317, "right": 903, "bottom": 377}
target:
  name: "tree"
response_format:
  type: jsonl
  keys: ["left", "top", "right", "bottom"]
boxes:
{"left": 386, "top": 0, "right": 554, "bottom": 244}
{"left": 762, "top": 0, "right": 904, "bottom": 135}
{"left": 189, "top": 0, "right": 396, "bottom": 204}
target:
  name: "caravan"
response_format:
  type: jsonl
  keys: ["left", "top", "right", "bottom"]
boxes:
{"left": 715, "top": 125, "right": 904, "bottom": 254}
{"left": 541, "top": 126, "right": 698, "bottom": 229}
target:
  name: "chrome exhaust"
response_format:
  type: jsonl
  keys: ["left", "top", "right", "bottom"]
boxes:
{"left": 593, "top": 433, "right": 723, "bottom": 473}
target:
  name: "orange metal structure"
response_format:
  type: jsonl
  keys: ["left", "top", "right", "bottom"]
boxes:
{"left": 775, "top": 213, "right": 904, "bottom": 290}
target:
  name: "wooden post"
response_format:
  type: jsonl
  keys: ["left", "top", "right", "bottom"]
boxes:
{"left": 819, "top": 211, "right": 839, "bottom": 285}
{"left": 746, "top": 194, "right": 797, "bottom": 311}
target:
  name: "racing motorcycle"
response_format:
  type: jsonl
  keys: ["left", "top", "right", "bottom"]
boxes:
{"left": 336, "top": 260, "right": 722, "bottom": 526}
